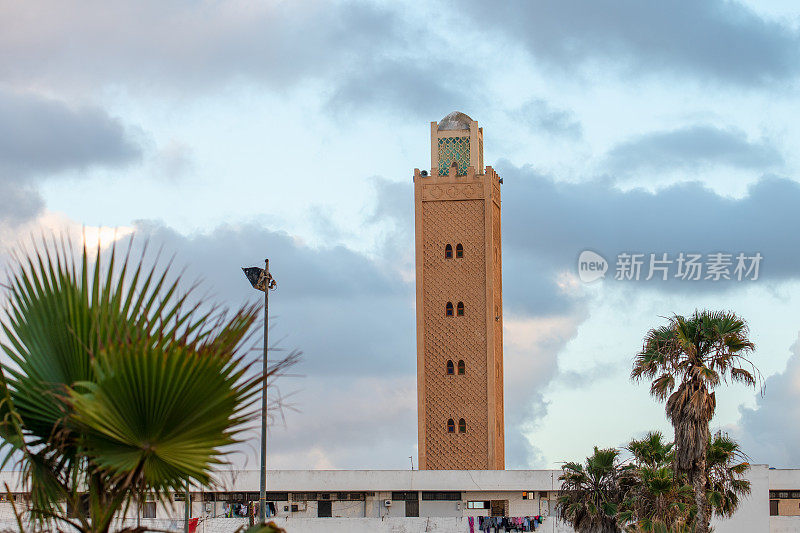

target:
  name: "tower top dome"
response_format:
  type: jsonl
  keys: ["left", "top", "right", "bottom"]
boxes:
{"left": 437, "top": 111, "right": 473, "bottom": 131}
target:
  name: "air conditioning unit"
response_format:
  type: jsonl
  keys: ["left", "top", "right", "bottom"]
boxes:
{"left": 384, "top": 499, "right": 392, "bottom": 507}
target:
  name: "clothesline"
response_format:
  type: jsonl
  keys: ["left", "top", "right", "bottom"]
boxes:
{"left": 469, "top": 515, "right": 544, "bottom": 532}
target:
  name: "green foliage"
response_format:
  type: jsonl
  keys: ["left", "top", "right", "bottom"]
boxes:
{"left": 0, "top": 237, "right": 286, "bottom": 532}
{"left": 557, "top": 447, "right": 624, "bottom": 533}
{"left": 620, "top": 432, "right": 693, "bottom": 532}
{"left": 705, "top": 432, "right": 751, "bottom": 518}
{"left": 560, "top": 431, "right": 752, "bottom": 533}
{"left": 631, "top": 310, "right": 760, "bottom": 533}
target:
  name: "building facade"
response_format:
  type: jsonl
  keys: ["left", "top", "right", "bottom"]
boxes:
{"left": 0, "top": 467, "right": 787, "bottom": 532}
{"left": 414, "top": 112, "right": 504, "bottom": 470}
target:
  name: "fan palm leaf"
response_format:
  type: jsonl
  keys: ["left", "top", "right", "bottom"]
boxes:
{"left": 0, "top": 236, "right": 271, "bottom": 532}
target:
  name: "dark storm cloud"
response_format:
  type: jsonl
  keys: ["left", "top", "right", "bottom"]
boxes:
{"left": 500, "top": 162, "right": 800, "bottom": 294}
{"left": 514, "top": 99, "right": 582, "bottom": 139}
{"left": 0, "top": 90, "right": 141, "bottom": 178}
{"left": 462, "top": 0, "right": 800, "bottom": 85}
{"left": 0, "top": 90, "right": 142, "bottom": 224}
{"left": 605, "top": 125, "right": 783, "bottom": 175}
{"left": 735, "top": 335, "right": 800, "bottom": 468}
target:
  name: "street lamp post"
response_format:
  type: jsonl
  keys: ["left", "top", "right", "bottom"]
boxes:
{"left": 242, "top": 259, "right": 277, "bottom": 524}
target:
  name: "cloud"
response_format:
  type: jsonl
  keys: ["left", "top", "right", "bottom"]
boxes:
{"left": 734, "top": 333, "right": 800, "bottom": 467}
{"left": 326, "top": 59, "right": 475, "bottom": 118}
{"left": 605, "top": 125, "right": 783, "bottom": 175}
{"left": 0, "top": 2, "right": 385, "bottom": 88}
{"left": 513, "top": 99, "right": 582, "bottom": 139}
{"left": 0, "top": 90, "right": 141, "bottom": 178}
{"left": 463, "top": 0, "right": 800, "bottom": 85}
{"left": 132, "top": 220, "right": 413, "bottom": 378}
{"left": 503, "top": 314, "right": 587, "bottom": 468}
{"left": 263, "top": 376, "right": 418, "bottom": 470}
{"left": 500, "top": 163, "right": 800, "bottom": 289}
{"left": 0, "top": 182, "right": 43, "bottom": 226}
{"left": 153, "top": 140, "right": 194, "bottom": 183}
{"left": 556, "top": 361, "right": 622, "bottom": 388}
{"left": 0, "top": 1, "right": 474, "bottom": 117}
{"left": 0, "top": 90, "right": 142, "bottom": 224}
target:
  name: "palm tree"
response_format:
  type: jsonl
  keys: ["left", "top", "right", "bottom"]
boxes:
{"left": 0, "top": 238, "right": 298, "bottom": 532}
{"left": 627, "top": 431, "right": 673, "bottom": 470}
{"left": 620, "top": 432, "right": 693, "bottom": 532}
{"left": 557, "top": 447, "right": 624, "bottom": 533}
{"left": 630, "top": 310, "right": 760, "bottom": 533}
{"left": 705, "top": 432, "right": 751, "bottom": 519}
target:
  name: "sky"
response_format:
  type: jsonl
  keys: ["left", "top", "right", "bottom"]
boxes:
{"left": 1, "top": 0, "right": 799, "bottom": 471}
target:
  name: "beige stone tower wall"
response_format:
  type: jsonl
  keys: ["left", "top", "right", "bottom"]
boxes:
{"left": 414, "top": 113, "right": 504, "bottom": 470}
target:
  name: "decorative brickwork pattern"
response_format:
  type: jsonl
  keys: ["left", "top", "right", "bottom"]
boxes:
{"left": 416, "top": 115, "right": 504, "bottom": 471}
{"left": 422, "top": 199, "right": 488, "bottom": 469}
{"left": 492, "top": 200, "right": 505, "bottom": 467}
{"left": 437, "top": 137, "right": 470, "bottom": 176}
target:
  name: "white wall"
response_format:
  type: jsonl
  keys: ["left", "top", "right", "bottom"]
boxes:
{"left": 771, "top": 517, "right": 800, "bottom": 532}
{"left": 0, "top": 517, "right": 562, "bottom": 533}
{"left": 712, "top": 464, "right": 770, "bottom": 533}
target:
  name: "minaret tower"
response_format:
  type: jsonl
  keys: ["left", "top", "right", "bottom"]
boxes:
{"left": 413, "top": 111, "right": 504, "bottom": 470}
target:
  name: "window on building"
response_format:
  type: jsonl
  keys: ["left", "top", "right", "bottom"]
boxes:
{"left": 770, "top": 499, "right": 779, "bottom": 516}
{"left": 446, "top": 302, "right": 454, "bottom": 317}
{"left": 458, "top": 418, "right": 467, "bottom": 433}
{"left": 318, "top": 500, "right": 332, "bottom": 518}
{"left": 456, "top": 244, "right": 463, "bottom": 258}
{"left": 457, "top": 302, "right": 465, "bottom": 316}
{"left": 467, "top": 501, "right": 490, "bottom": 509}
{"left": 446, "top": 360, "right": 454, "bottom": 375}
{"left": 391, "top": 492, "right": 419, "bottom": 501}
{"left": 142, "top": 502, "right": 156, "bottom": 519}
{"left": 447, "top": 419, "right": 455, "bottom": 433}
{"left": 457, "top": 360, "right": 465, "bottom": 375}
{"left": 422, "top": 491, "right": 461, "bottom": 501}
{"left": 445, "top": 244, "right": 453, "bottom": 259}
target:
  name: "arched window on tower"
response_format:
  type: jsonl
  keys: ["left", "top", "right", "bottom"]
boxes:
{"left": 458, "top": 418, "right": 467, "bottom": 433}
{"left": 457, "top": 360, "right": 465, "bottom": 375}
{"left": 446, "top": 360, "right": 454, "bottom": 375}
{"left": 455, "top": 243, "right": 463, "bottom": 258}
{"left": 457, "top": 302, "right": 465, "bottom": 316}
{"left": 447, "top": 419, "right": 455, "bottom": 433}
{"left": 446, "top": 302, "right": 454, "bottom": 317}
{"left": 445, "top": 244, "right": 453, "bottom": 259}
